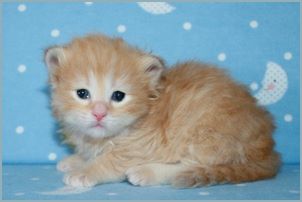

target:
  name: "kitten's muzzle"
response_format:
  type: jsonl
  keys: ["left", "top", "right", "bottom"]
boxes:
{"left": 92, "top": 102, "right": 108, "bottom": 122}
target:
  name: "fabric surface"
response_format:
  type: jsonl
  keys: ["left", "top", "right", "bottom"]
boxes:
{"left": 2, "top": 2, "right": 300, "bottom": 164}
{"left": 2, "top": 164, "right": 300, "bottom": 200}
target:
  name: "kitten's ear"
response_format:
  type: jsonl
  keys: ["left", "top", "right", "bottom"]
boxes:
{"left": 44, "top": 46, "right": 66, "bottom": 72}
{"left": 141, "top": 55, "right": 165, "bottom": 88}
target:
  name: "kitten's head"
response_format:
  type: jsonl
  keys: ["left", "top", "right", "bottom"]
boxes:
{"left": 44, "top": 34, "right": 164, "bottom": 138}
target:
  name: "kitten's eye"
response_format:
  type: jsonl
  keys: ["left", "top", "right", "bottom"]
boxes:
{"left": 76, "top": 89, "right": 90, "bottom": 99}
{"left": 111, "top": 91, "right": 125, "bottom": 102}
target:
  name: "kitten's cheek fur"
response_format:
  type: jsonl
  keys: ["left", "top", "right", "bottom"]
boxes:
{"left": 63, "top": 112, "right": 86, "bottom": 125}
{"left": 63, "top": 111, "right": 95, "bottom": 129}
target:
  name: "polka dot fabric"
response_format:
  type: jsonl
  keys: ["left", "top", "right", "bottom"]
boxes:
{"left": 2, "top": 2, "right": 299, "bottom": 167}
{"left": 137, "top": 2, "right": 175, "bottom": 15}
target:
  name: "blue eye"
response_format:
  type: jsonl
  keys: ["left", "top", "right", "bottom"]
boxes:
{"left": 111, "top": 91, "right": 125, "bottom": 102}
{"left": 76, "top": 89, "right": 90, "bottom": 99}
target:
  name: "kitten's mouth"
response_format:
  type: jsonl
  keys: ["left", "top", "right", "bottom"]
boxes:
{"left": 92, "top": 123, "right": 104, "bottom": 128}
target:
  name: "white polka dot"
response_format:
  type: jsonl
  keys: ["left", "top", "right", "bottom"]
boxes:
{"left": 18, "top": 64, "right": 27, "bottom": 73}
{"left": 199, "top": 191, "right": 210, "bottom": 196}
{"left": 30, "top": 177, "right": 40, "bottom": 181}
{"left": 48, "top": 153, "right": 57, "bottom": 161}
{"left": 289, "top": 190, "right": 299, "bottom": 194}
{"left": 249, "top": 20, "right": 258, "bottom": 29}
{"left": 217, "top": 53, "right": 226, "bottom": 61}
{"left": 117, "top": 25, "right": 126, "bottom": 33}
{"left": 284, "top": 114, "right": 293, "bottom": 122}
{"left": 51, "top": 29, "right": 60, "bottom": 38}
{"left": 15, "top": 126, "right": 24, "bottom": 134}
{"left": 183, "top": 22, "right": 192, "bottom": 30}
{"left": 18, "top": 4, "right": 26, "bottom": 12}
{"left": 107, "top": 192, "right": 118, "bottom": 196}
{"left": 14, "top": 192, "right": 25, "bottom": 196}
{"left": 236, "top": 183, "right": 247, "bottom": 187}
{"left": 284, "top": 52, "right": 292, "bottom": 60}
{"left": 84, "top": 2, "right": 93, "bottom": 6}
{"left": 250, "top": 82, "right": 259, "bottom": 91}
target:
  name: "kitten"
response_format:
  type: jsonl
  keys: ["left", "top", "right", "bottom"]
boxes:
{"left": 44, "top": 34, "right": 280, "bottom": 188}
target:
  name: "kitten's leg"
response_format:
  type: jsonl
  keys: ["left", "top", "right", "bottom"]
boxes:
{"left": 126, "top": 163, "right": 187, "bottom": 186}
{"left": 57, "top": 154, "right": 85, "bottom": 172}
{"left": 172, "top": 152, "right": 280, "bottom": 188}
{"left": 125, "top": 153, "right": 280, "bottom": 188}
{"left": 63, "top": 152, "right": 127, "bottom": 187}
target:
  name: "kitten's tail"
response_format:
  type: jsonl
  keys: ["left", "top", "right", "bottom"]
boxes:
{"left": 172, "top": 152, "right": 281, "bottom": 188}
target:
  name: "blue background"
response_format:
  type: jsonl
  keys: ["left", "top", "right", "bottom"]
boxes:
{"left": 2, "top": 2, "right": 300, "bottom": 164}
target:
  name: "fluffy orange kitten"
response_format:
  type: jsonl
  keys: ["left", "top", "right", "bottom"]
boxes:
{"left": 44, "top": 34, "right": 280, "bottom": 188}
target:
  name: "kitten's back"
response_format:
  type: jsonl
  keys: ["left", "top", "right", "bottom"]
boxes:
{"left": 150, "top": 61, "right": 277, "bottom": 161}
{"left": 153, "top": 62, "right": 280, "bottom": 187}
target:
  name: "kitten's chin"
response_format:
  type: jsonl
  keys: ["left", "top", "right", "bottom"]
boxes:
{"left": 85, "top": 126, "right": 114, "bottom": 139}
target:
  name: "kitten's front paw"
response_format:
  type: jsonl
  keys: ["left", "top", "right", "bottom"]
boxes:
{"left": 57, "top": 160, "right": 73, "bottom": 172}
{"left": 63, "top": 170, "right": 97, "bottom": 187}
{"left": 126, "top": 165, "right": 158, "bottom": 186}
{"left": 57, "top": 155, "right": 84, "bottom": 172}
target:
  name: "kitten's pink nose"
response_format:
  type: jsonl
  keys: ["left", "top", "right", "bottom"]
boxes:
{"left": 92, "top": 102, "right": 107, "bottom": 121}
